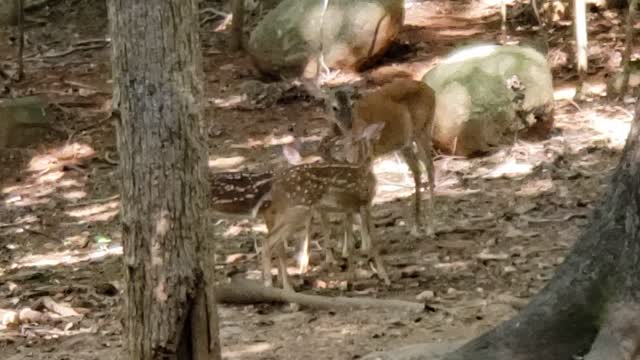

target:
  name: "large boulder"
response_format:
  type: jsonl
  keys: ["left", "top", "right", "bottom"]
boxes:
{"left": 0, "top": 0, "right": 18, "bottom": 26}
{"left": 423, "top": 44, "right": 555, "bottom": 157}
{"left": 247, "top": 0, "right": 404, "bottom": 78}
{"left": 0, "top": 96, "right": 51, "bottom": 148}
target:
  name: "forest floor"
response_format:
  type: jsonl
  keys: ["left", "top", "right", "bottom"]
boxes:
{"left": 0, "top": 0, "right": 636, "bottom": 359}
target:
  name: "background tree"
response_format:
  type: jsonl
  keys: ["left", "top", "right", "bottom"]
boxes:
{"left": 574, "top": 0, "right": 588, "bottom": 99}
{"left": 618, "top": 0, "right": 638, "bottom": 97}
{"left": 108, "top": 1, "right": 221, "bottom": 359}
{"left": 231, "top": 0, "right": 244, "bottom": 51}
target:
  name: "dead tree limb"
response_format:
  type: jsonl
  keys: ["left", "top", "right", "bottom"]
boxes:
{"left": 215, "top": 278, "right": 427, "bottom": 313}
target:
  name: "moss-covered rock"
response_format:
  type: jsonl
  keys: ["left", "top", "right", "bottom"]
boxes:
{"left": 423, "top": 44, "right": 555, "bottom": 156}
{"left": 0, "top": 96, "right": 51, "bottom": 148}
{"left": 247, "top": 0, "right": 404, "bottom": 78}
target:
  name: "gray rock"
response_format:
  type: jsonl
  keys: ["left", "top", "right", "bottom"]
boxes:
{"left": 0, "top": 96, "right": 51, "bottom": 148}
{"left": 248, "top": 0, "right": 404, "bottom": 78}
{"left": 423, "top": 44, "right": 555, "bottom": 157}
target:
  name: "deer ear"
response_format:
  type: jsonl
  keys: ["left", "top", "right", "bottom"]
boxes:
{"left": 282, "top": 142, "right": 304, "bottom": 165}
{"left": 360, "top": 122, "right": 385, "bottom": 141}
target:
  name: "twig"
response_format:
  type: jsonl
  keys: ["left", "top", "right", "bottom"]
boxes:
{"left": 103, "top": 151, "right": 119, "bottom": 165}
{"left": 200, "top": 7, "right": 229, "bottom": 17}
{"left": 0, "top": 223, "right": 56, "bottom": 240}
{"left": 521, "top": 212, "right": 588, "bottom": 223}
{"left": 68, "top": 194, "right": 120, "bottom": 207}
{"left": 62, "top": 80, "right": 110, "bottom": 94}
{"left": 615, "top": 106, "right": 635, "bottom": 119}
{"left": 73, "top": 38, "right": 110, "bottom": 46}
{"left": 26, "top": 44, "right": 107, "bottom": 60}
{"left": 70, "top": 112, "right": 114, "bottom": 138}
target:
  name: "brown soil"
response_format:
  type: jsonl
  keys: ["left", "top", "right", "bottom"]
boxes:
{"left": 0, "top": 0, "right": 636, "bottom": 359}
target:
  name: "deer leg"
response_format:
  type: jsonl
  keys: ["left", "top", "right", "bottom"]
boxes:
{"left": 277, "top": 240, "right": 294, "bottom": 293}
{"left": 360, "top": 206, "right": 390, "bottom": 286}
{"left": 318, "top": 211, "right": 337, "bottom": 266}
{"left": 343, "top": 212, "right": 356, "bottom": 283}
{"left": 400, "top": 147, "right": 423, "bottom": 236}
{"left": 262, "top": 236, "right": 274, "bottom": 288}
{"left": 358, "top": 212, "right": 371, "bottom": 252}
{"left": 297, "top": 215, "right": 312, "bottom": 274}
{"left": 414, "top": 140, "right": 435, "bottom": 236}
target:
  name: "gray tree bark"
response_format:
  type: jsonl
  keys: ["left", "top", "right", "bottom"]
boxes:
{"left": 364, "top": 98, "right": 640, "bottom": 360}
{"left": 108, "top": 1, "right": 221, "bottom": 359}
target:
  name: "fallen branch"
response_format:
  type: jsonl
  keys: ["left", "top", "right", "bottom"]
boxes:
{"left": 34, "top": 296, "right": 81, "bottom": 317}
{"left": 26, "top": 44, "right": 107, "bottom": 60}
{"left": 68, "top": 194, "right": 119, "bottom": 207}
{"left": 215, "top": 278, "right": 427, "bottom": 313}
{"left": 521, "top": 212, "right": 588, "bottom": 223}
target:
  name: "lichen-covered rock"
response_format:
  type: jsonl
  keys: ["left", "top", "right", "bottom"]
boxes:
{"left": 0, "top": 96, "right": 50, "bottom": 148}
{"left": 0, "top": 0, "right": 17, "bottom": 26}
{"left": 247, "top": 0, "right": 404, "bottom": 78}
{"left": 423, "top": 44, "right": 555, "bottom": 157}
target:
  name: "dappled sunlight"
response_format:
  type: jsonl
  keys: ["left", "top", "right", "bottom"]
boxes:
{"left": 27, "top": 143, "right": 95, "bottom": 172}
{"left": 62, "top": 190, "right": 89, "bottom": 201}
{"left": 65, "top": 200, "right": 120, "bottom": 224}
{"left": 229, "top": 133, "right": 322, "bottom": 151}
{"left": 222, "top": 342, "right": 273, "bottom": 359}
{"left": 554, "top": 86, "right": 576, "bottom": 101}
{"left": 2, "top": 142, "right": 97, "bottom": 211}
{"left": 209, "top": 155, "right": 247, "bottom": 170}
{"left": 10, "top": 245, "right": 122, "bottom": 269}
{"left": 218, "top": 220, "right": 268, "bottom": 239}
{"left": 211, "top": 94, "right": 247, "bottom": 109}
{"left": 588, "top": 112, "right": 632, "bottom": 147}
{"left": 4, "top": 193, "right": 52, "bottom": 207}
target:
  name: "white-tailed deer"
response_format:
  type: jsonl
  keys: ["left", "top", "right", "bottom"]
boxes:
{"left": 208, "top": 139, "right": 335, "bottom": 276}
{"left": 261, "top": 123, "right": 390, "bottom": 292}
{"left": 313, "top": 79, "right": 437, "bottom": 236}
{"left": 208, "top": 170, "right": 276, "bottom": 253}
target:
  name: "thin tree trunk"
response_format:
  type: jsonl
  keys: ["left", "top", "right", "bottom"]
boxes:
{"left": 500, "top": 0, "right": 508, "bottom": 44}
{"left": 16, "top": 0, "right": 24, "bottom": 80}
{"left": 108, "top": 1, "right": 221, "bottom": 359}
{"left": 574, "top": 0, "right": 588, "bottom": 100}
{"left": 231, "top": 0, "right": 244, "bottom": 51}
{"left": 364, "top": 96, "right": 640, "bottom": 360}
{"left": 619, "top": 0, "right": 638, "bottom": 98}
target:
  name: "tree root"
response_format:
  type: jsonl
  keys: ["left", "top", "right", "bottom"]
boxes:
{"left": 583, "top": 302, "right": 640, "bottom": 360}
{"left": 214, "top": 278, "right": 427, "bottom": 313}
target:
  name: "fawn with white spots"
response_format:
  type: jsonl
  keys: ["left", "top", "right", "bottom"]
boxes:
{"left": 310, "top": 78, "right": 437, "bottom": 236}
{"left": 259, "top": 122, "right": 390, "bottom": 292}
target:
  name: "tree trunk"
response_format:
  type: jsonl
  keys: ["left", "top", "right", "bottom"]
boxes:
{"left": 364, "top": 100, "right": 640, "bottom": 359}
{"left": 16, "top": 0, "right": 24, "bottom": 80}
{"left": 574, "top": 0, "right": 588, "bottom": 100}
{"left": 108, "top": 1, "right": 221, "bottom": 359}
{"left": 231, "top": 0, "right": 244, "bottom": 51}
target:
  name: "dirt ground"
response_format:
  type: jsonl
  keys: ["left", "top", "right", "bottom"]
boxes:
{"left": 0, "top": 0, "right": 636, "bottom": 359}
